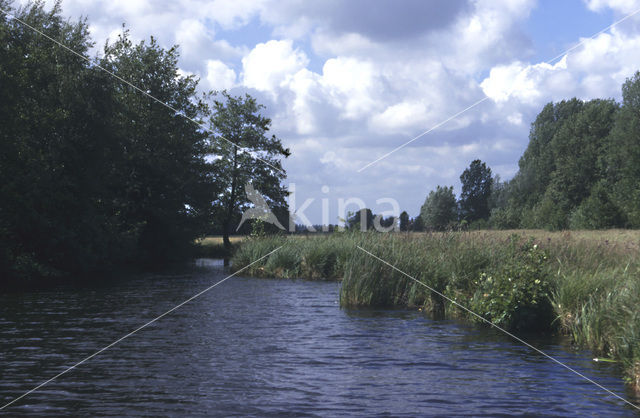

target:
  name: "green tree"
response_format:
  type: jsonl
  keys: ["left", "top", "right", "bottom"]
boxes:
{"left": 420, "top": 186, "right": 457, "bottom": 231}
{"left": 569, "top": 181, "right": 624, "bottom": 229}
{"left": 208, "top": 91, "right": 290, "bottom": 249}
{"left": 497, "top": 97, "right": 620, "bottom": 230}
{"left": 399, "top": 211, "right": 409, "bottom": 231}
{"left": 100, "top": 31, "right": 216, "bottom": 264}
{"left": 0, "top": 2, "right": 216, "bottom": 283}
{"left": 513, "top": 99, "right": 584, "bottom": 209}
{"left": 0, "top": 1, "right": 121, "bottom": 278}
{"left": 608, "top": 71, "right": 640, "bottom": 227}
{"left": 521, "top": 99, "right": 617, "bottom": 230}
{"left": 503, "top": 99, "right": 585, "bottom": 227}
{"left": 347, "top": 208, "right": 375, "bottom": 231}
{"left": 411, "top": 215, "right": 425, "bottom": 232}
{"left": 459, "top": 160, "right": 493, "bottom": 222}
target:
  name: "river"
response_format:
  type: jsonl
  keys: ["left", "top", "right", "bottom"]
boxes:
{"left": 1, "top": 259, "right": 638, "bottom": 416}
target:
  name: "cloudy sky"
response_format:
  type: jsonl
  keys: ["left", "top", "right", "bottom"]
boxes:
{"left": 17, "top": 0, "right": 640, "bottom": 224}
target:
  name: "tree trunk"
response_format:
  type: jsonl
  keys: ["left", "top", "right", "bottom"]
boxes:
{"left": 223, "top": 146, "right": 239, "bottom": 253}
{"left": 222, "top": 226, "right": 231, "bottom": 251}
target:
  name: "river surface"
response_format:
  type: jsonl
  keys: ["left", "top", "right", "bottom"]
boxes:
{"left": 1, "top": 259, "right": 638, "bottom": 416}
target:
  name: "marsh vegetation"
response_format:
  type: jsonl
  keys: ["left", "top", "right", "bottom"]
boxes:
{"left": 231, "top": 230, "right": 640, "bottom": 389}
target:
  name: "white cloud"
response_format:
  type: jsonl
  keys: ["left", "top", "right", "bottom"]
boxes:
{"left": 197, "top": 0, "right": 266, "bottom": 29}
{"left": 286, "top": 69, "right": 323, "bottom": 134}
{"left": 584, "top": 0, "right": 640, "bottom": 13}
{"left": 18, "top": 0, "right": 640, "bottom": 222}
{"left": 242, "top": 40, "right": 309, "bottom": 93}
{"left": 206, "top": 60, "right": 236, "bottom": 91}
{"left": 507, "top": 112, "right": 523, "bottom": 125}
{"left": 320, "top": 57, "right": 381, "bottom": 120}
{"left": 480, "top": 57, "right": 568, "bottom": 104}
{"left": 370, "top": 101, "right": 429, "bottom": 134}
{"left": 481, "top": 24, "right": 640, "bottom": 109}
{"left": 439, "top": 0, "right": 537, "bottom": 75}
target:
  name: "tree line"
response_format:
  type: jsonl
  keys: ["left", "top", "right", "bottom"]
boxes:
{"left": 417, "top": 72, "right": 640, "bottom": 231}
{"left": 0, "top": 2, "right": 289, "bottom": 283}
{"left": 296, "top": 69, "right": 640, "bottom": 234}
{"left": 4, "top": 2, "right": 640, "bottom": 284}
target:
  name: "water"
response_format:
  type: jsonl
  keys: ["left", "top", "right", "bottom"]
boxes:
{"left": 1, "top": 259, "right": 638, "bottom": 416}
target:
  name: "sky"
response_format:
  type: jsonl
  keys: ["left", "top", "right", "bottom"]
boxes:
{"left": 14, "top": 0, "right": 640, "bottom": 224}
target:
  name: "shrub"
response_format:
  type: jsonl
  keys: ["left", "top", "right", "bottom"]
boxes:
{"left": 470, "top": 239, "right": 553, "bottom": 331}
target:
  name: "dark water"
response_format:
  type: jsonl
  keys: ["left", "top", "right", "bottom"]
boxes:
{"left": 1, "top": 259, "right": 638, "bottom": 417}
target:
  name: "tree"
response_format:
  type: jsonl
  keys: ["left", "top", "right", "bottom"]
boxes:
{"left": 502, "top": 99, "right": 585, "bottom": 226}
{"left": 0, "top": 1, "right": 113, "bottom": 278}
{"left": 411, "top": 215, "right": 425, "bottom": 232}
{"left": 459, "top": 160, "right": 493, "bottom": 222}
{"left": 374, "top": 215, "right": 397, "bottom": 232}
{"left": 608, "top": 72, "right": 640, "bottom": 227}
{"left": 347, "top": 208, "right": 375, "bottom": 231}
{"left": 209, "top": 91, "right": 290, "bottom": 249}
{"left": 569, "top": 181, "right": 625, "bottom": 229}
{"left": 0, "top": 2, "right": 216, "bottom": 282}
{"left": 100, "top": 31, "right": 216, "bottom": 265}
{"left": 399, "top": 211, "right": 410, "bottom": 231}
{"left": 494, "top": 97, "right": 622, "bottom": 230}
{"left": 513, "top": 99, "right": 584, "bottom": 208}
{"left": 420, "top": 186, "right": 457, "bottom": 231}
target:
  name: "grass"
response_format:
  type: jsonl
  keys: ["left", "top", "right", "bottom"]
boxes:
{"left": 193, "top": 236, "right": 245, "bottom": 258}
{"left": 231, "top": 234, "right": 353, "bottom": 279}
{"left": 231, "top": 230, "right": 640, "bottom": 391}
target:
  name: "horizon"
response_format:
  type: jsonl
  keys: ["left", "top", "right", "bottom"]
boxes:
{"left": 14, "top": 0, "right": 640, "bottom": 223}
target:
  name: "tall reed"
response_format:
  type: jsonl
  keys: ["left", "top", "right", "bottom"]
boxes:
{"left": 231, "top": 230, "right": 640, "bottom": 389}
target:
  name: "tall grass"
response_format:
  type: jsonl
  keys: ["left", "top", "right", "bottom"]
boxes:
{"left": 231, "top": 234, "right": 355, "bottom": 279}
{"left": 231, "top": 230, "right": 640, "bottom": 389}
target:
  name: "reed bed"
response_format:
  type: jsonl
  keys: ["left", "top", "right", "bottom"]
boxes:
{"left": 231, "top": 230, "right": 640, "bottom": 389}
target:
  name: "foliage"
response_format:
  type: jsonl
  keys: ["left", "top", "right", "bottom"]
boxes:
{"left": 607, "top": 72, "right": 640, "bottom": 227}
{"left": 469, "top": 239, "right": 552, "bottom": 331}
{"left": 487, "top": 79, "right": 640, "bottom": 231}
{"left": 569, "top": 181, "right": 625, "bottom": 229}
{"left": 0, "top": 2, "right": 215, "bottom": 283}
{"left": 0, "top": 2, "right": 291, "bottom": 283}
{"left": 347, "top": 208, "right": 375, "bottom": 231}
{"left": 420, "top": 186, "right": 458, "bottom": 231}
{"left": 231, "top": 234, "right": 353, "bottom": 280}
{"left": 208, "top": 91, "right": 290, "bottom": 249}
{"left": 100, "top": 31, "right": 216, "bottom": 266}
{"left": 459, "top": 160, "right": 493, "bottom": 222}
{"left": 399, "top": 211, "right": 410, "bottom": 231}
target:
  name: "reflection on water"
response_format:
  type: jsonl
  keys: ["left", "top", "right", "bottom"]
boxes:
{"left": 1, "top": 259, "right": 638, "bottom": 416}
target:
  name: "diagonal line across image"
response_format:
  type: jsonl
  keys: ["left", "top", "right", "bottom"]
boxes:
{"left": 0, "top": 246, "right": 283, "bottom": 410}
{"left": 1, "top": 0, "right": 640, "bottom": 413}
{"left": 357, "top": 6, "right": 640, "bottom": 172}
{"left": 356, "top": 245, "right": 640, "bottom": 411}
{"left": 0, "top": 6, "right": 285, "bottom": 175}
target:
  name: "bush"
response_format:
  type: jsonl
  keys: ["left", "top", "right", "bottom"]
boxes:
{"left": 569, "top": 182, "right": 625, "bottom": 229}
{"left": 470, "top": 238, "right": 553, "bottom": 331}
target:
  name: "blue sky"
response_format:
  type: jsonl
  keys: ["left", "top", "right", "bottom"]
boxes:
{"left": 525, "top": 0, "right": 613, "bottom": 62}
{"left": 17, "top": 0, "right": 640, "bottom": 224}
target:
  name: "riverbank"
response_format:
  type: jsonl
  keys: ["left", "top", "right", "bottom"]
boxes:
{"left": 194, "top": 236, "right": 244, "bottom": 258}
{"left": 231, "top": 230, "right": 640, "bottom": 391}
{"left": 3, "top": 270, "right": 633, "bottom": 415}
